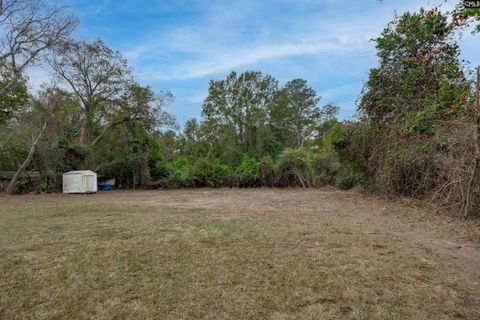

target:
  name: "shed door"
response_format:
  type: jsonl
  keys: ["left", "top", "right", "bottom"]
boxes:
{"left": 86, "top": 175, "right": 95, "bottom": 192}
{"left": 64, "top": 174, "right": 78, "bottom": 192}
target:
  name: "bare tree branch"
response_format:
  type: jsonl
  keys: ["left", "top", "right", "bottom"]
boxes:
{"left": 0, "top": 0, "right": 78, "bottom": 97}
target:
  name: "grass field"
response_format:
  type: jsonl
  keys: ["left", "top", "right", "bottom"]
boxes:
{"left": 1, "top": 188, "right": 480, "bottom": 319}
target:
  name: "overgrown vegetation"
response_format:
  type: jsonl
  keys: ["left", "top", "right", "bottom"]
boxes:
{"left": 1, "top": 1, "right": 480, "bottom": 217}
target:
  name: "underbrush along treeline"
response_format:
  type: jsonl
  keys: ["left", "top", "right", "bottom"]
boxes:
{"left": 1, "top": 4, "right": 480, "bottom": 217}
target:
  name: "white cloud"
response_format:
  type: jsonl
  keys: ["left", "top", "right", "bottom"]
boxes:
{"left": 132, "top": 38, "right": 367, "bottom": 81}
{"left": 124, "top": 0, "right": 384, "bottom": 81}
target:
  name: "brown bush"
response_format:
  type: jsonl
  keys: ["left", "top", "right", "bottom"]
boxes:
{"left": 339, "top": 118, "right": 480, "bottom": 218}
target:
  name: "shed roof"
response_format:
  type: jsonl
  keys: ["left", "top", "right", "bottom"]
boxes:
{"left": 64, "top": 170, "right": 96, "bottom": 175}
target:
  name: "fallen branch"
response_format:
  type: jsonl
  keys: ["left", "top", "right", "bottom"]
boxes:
{"left": 5, "top": 122, "right": 47, "bottom": 194}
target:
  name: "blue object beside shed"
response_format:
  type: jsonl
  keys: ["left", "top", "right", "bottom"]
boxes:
{"left": 97, "top": 176, "right": 115, "bottom": 191}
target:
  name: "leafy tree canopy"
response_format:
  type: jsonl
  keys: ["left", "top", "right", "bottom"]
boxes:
{"left": 359, "top": 8, "right": 468, "bottom": 133}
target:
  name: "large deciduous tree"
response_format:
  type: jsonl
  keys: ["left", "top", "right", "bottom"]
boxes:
{"left": 91, "top": 83, "right": 176, "bottom": 147}
{"left": 1, "top": 0, "right": 77, "bottom": 193}
{"left": 271, "top": 79, "right": 322, "bottom": 148}
{"left": 202, "top": 71, "right": 278, "bottom": 153}
{"left": 50, "top": 39, "right": 132, "bottom": 145}
{"left": 359, "top": 8, "right": 468, "bottom": 130}
{"left": 50, "top": 39, "right": 178, "bottom": 171}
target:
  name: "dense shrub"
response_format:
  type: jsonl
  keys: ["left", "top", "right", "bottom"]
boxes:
{"left": 274, "top": 148, "right": 313, "bottom": 188}
{"left": 189, "top": 158, "right": 234, "bottom": 188}
{"left": 311, "top": 122, "right": 370, "bottom": 190}
{"left": 259, "top": 155, "right": 275, "bottom": 187}
{"left": 210, "top": 162, "right": 234, "bottom": 187}
{"left": 34, "top": 176, "right": 59, "bottom": 193}
{"left": 312, "top": 150, "right": 339, "bottom": 186}
{"left": 235, "top": 154, "right": 260, "bottom": 187}
{"left": 160, "top": 157, "right": 192, "bottom": 188}
{"left": 335, "top": 164, "right": 365, "bottom": 190}
{"left": 0, "top": 135, "right": 28, "bottom": 171}
{"left": 189, "top": 158, "right": 211, "bottom": 187}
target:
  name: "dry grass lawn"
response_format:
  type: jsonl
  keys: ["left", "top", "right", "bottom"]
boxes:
{"left": 1, "top": 188, "right": 480, "bottom": 319}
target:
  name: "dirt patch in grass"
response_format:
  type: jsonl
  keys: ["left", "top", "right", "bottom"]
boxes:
{"left": 1, "top": 188, "right": 480, "bottom": 319}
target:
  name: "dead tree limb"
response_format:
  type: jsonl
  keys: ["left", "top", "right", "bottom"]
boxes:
{"left": 5, "top": 121, "right": 46, "bottom": 194}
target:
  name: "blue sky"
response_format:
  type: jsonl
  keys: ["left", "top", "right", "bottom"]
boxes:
{"left": 47, "top": 0, "right": 479, "bottom": 126}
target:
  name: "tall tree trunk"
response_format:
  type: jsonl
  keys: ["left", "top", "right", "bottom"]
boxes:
{"left": 6, "top": 122, "right": 47, "bottom": 194}
{"left": 79, "top": 120, "right": 88, "bottom": 144}
{"left": 296, "top": 125, "right": 302, "bottom": 148}
{"left": 238, "top": 126, "right": 244, "bottom": 147}
{"left": 76, "top": 110, "right": 94, "bottom": 169}
{"left": 79, "top": 109, "right": 93, "bottom": 145}
{"left": 79, "top": 114, "right": 90, "bottom": 145}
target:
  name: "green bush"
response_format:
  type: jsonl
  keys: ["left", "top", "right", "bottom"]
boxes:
{"left": 312, "top": 150, "right": 339, "bottom": 186}
{"left": 153, "top": 159, "right": 171, "bottom": 180}
{"left": 0, "top": 134, "right": 28, "bottom": 171}
{"left": 335, "top": 165, "right": 365, "bottom": 190}
{"left": 189, "top": 158, "right": 211, "bottom": 187}
{"left": 189, "top": 158, "right": 233, "bottom": 188}
{"left": 34, "top": 176, "right": 58, "bottom": 193}
{"left": 210, "top": 162, "right": 234, "bottom": 187}
{"left": 259, "top": 155, "right": 275, "bottom": 187}
{"left": 161, "top": 157, "right": 193, "bottom": 188}
{"left": 274, "top": 148, "right": 313, "bottom": 188}
{"left": 325, "top": 124, "right": 347, "bottom": 151}
{"left": 235, "top": 154, "right": 259, "bottom": 187}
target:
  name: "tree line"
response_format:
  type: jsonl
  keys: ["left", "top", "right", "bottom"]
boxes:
{"left": 1, "top": 1, "right": 480, "bottom": 217}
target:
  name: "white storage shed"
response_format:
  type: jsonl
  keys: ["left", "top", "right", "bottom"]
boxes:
{"left": 63, "top": 170, "right": 97, "bottom": 194}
